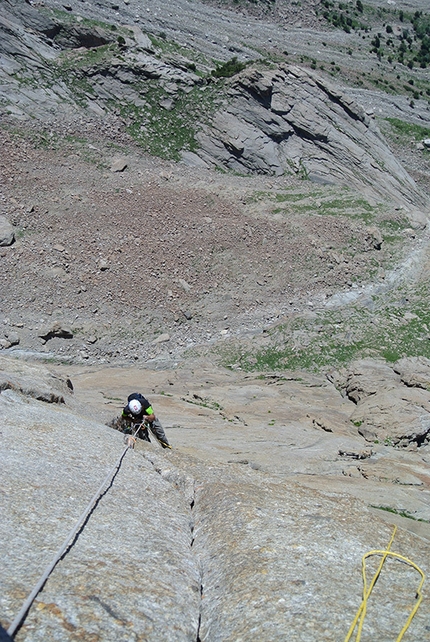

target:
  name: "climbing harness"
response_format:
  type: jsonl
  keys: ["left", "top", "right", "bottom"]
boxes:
{"left": 6, "top": 423, "right": 143, "bottom": 638}
{"left": 344, "top": 525, "right": 426, "bottom": 642}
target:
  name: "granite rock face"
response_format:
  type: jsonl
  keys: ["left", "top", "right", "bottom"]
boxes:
{"left": 0, "top": 355, "right": 72, "bottom": 404}
{"left": 0, "top": 383, "right": 200, "bottom": 641}
{"left": 197, "top": 66, "right": 425, "bottom": 207}
{"left": 332, "top": 358, "right": 430, "bottom": 447}
{"left": 0, "top": 1, "right": 427, "bottom": 211}
{"left": 1, "top": 358, "right": 429, "bottom": 641}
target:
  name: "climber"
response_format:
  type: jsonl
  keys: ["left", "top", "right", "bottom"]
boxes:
{"left": 122, "top": 392, "right": 172, "bottom": 449}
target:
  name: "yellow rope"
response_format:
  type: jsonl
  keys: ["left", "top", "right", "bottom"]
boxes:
{"left": 344, "top": 526, "right": 426, "bottom": 642}
{"left": 345, "top": 525, "right": 397, "bottom": 642}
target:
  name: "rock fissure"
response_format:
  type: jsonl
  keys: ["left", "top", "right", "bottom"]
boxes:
{"left": 87, "top": 595, "right": 129, "bottom": 625}
{"left": 139, "top": 450, "right": 206, "bottom": 639}
{"left": 316, "top": 81, "right": 366, "bottom": 125}
{"left": 189, "top": 491, "right": 204, "bottom": 642}
{"left": 0, "top": 380, "right": 65, "bottom": 404}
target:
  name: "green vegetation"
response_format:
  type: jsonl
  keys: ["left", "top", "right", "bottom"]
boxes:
{"left": 319, "top": 0, "right": 368, "bottom": 33}
{"left": 371, "top": 505, "right": 430, "bottom": 523}
{"left": 311, "top": 3, "right": 430, "bottom": 100}
{"left": 56, "top": 43, "right": 116, "bottom": 70}
{"left": 220, "top": 283, "right": 430, "bottom": 373}
{"left": 212, "top": 57, "right": 247, "bottom": 78}
{"left": 42, "top": 6, "right": 132, "bottom": 36}
{"left": 44, "top": 28, "right": 222, "bottom": 162}
{"left": 317, "top": 1, "right": 430, "bottom": 71}
{"left": 112, "top": 82, "right": 220, "bottom": 161}
{"left": 183, "top": 395, "right": 223, "bottom": 411}
{"left": 251, "top": 186, "right": 381, "bottom": 224}
{"left": 384, "top": 118, "right": 430, "bottom": 141}
{"left": 148, "top": 34, "right": 210, "bottom": 71}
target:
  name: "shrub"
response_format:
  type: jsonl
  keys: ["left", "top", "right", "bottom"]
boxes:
{"left": 212, "top": 57, "right": 247, "bottom": 78}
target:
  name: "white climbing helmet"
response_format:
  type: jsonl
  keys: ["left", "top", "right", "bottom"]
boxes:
{"left": 129, "top": 399, "right": 142, "bottom": 415}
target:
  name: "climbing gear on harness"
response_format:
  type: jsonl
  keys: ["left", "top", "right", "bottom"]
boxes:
{"left": 344, "top": 525, "right": 425, "bottom": 642}
{"left": 127, "top": 435, "right": 137, "bottom": 448}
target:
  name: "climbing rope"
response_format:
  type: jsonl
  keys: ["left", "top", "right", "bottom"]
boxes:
{"left": 7, "top": 424, "right": 142, "bottom": 638}
{"left": 344, "top": 525, "right": 426, "bottom": 642}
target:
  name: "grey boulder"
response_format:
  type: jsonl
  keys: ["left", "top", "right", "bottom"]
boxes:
{"left": 0, "top": 217, "right": 15, "bottom": 246}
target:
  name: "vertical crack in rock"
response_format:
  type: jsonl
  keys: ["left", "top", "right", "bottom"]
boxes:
{"left": 189, "top": 485, "right": 203, "bottom": 642}
{"left": 140, "top": 451, "right": 205, "bottom": 640}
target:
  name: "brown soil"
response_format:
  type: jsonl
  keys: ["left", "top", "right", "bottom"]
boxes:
{"left": 0, "top": 123, "right": 390, "bottom": 364}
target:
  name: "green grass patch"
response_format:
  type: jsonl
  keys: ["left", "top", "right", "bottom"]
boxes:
{"left": 371, "top": 505, "right": 430, "bottom": 523}
{"left": 112, "top": 82, "right": 220, "bottom": 161}
{"left": 42, "top": 6, "right": 124, "bottom": 34}
{"left": 148, "top": 34, "right": 210, "bottom": 72}
{"left": 47, "top": 37, "right": 222, "bottom": 162}
{"left": 220, "top": 288, "right": 430, "bottom": 373}
{"left": 265, "top": 188, "right": 379, "bottom": 223}
{"left": 55, "top": 43, "right": 117, "bottom": 70}
{"left": 385, "top": 118, "right": 430, "bottom": 141}
{"left": 275, "top": 192, "right": 317, "bottom": 203}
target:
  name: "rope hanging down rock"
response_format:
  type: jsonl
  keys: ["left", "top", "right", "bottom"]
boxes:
{"left": 7, "top": 425, "right": 142, "bottom": 638}
{"left": 344, "top": 525, "right": 426, "bottom": 642}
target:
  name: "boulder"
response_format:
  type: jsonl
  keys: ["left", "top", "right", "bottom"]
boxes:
{"left": 333, "top": 359, "right": 430, "bottom": 446}
{"left": 351, "top": 390, "right": 430, "bottom": 445}
{"left": 152, "top": 333, "right": 170, "bottom": 344}
{"left": 332, "top": 359, "right": 398, "bottom": 404}
{"left": 1, "top": 331, "right": 20, "bottom": 350}
{"left": 129, "top": 26, "right": 155, "bottom": 52}
{"left": 0, "top": 355, "right": 72, "bottom": 404}
{"left": 179, "top": 278, "right": 192, "bottom": 292}
{"left": 38, "top": 322, "right": 73, "bottom": 343}
{"left": 0, "top": 216, "right": 15, "bottom": 247}
{"left": 110, "top": 158, "right": 128, "bottom": 172}
{"left": 365, "top": 226, "right": 383, "bottom": 250}
{"left": 393, "top": 356, "right": 430, "bottom": 390}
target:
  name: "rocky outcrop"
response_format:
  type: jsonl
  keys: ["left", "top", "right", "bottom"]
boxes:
{"left": 0, "top": 2, "right": 428, "bottom": 211}
{"left": 1, "top": 357, "right": 429, "bottom": 641}
{"left": 331, "top": 358, "right": 430, "bottom": 447}
{"left": 393, "top": 356, "right": 430, "bottom": 390}
{"left": 38, "top": 322, "right": 74, "bottom": 344}
{"left": 0, "top": 355, "right": 72, "bottom": 403}
{"left": 196, "top": 66, "right": 426, "bottom": 208}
